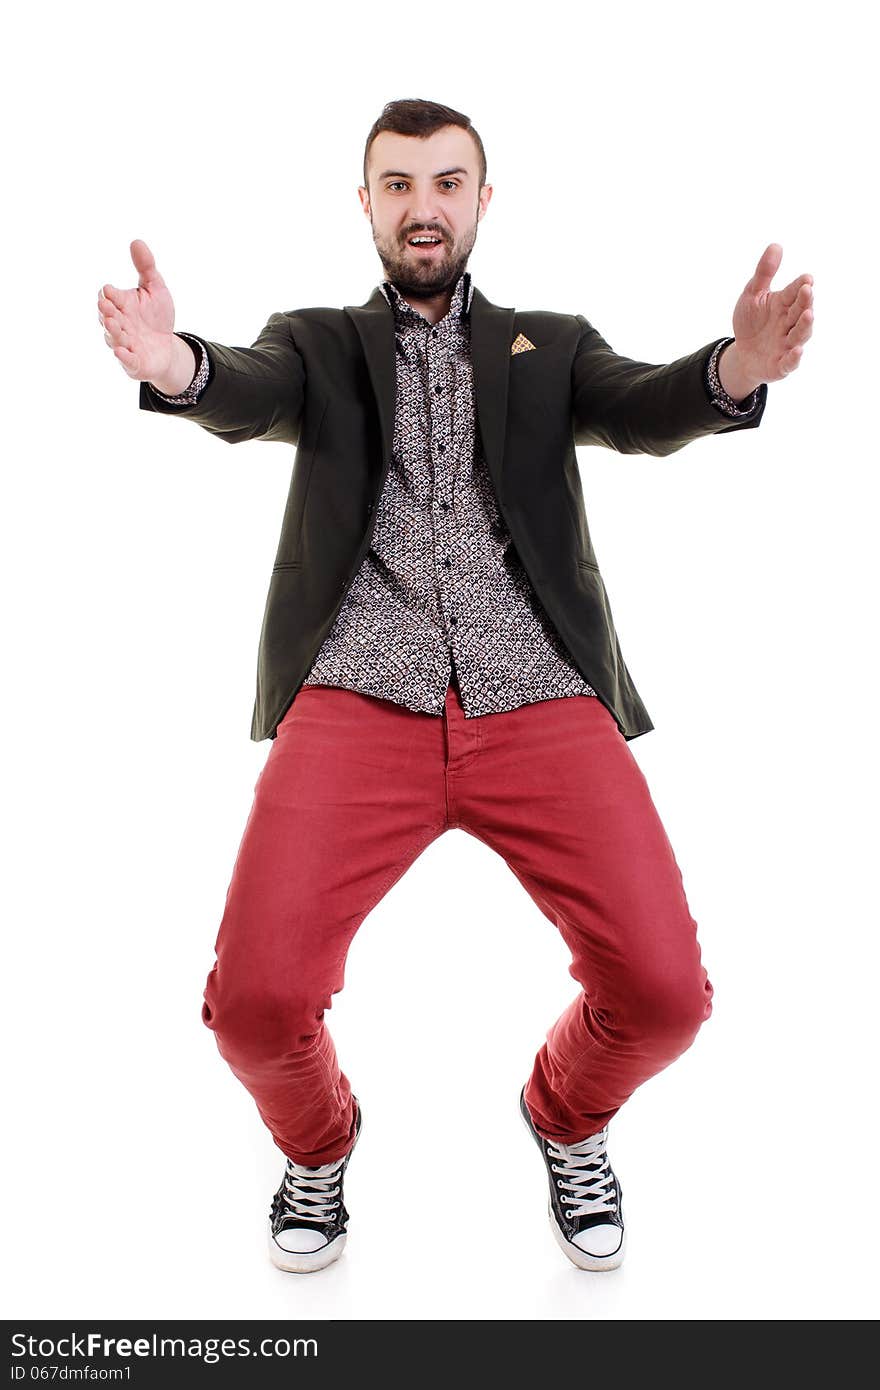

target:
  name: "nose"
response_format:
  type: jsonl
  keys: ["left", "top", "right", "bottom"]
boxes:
{"left": 405, "top": 205, "right": 445, "bottom": 235}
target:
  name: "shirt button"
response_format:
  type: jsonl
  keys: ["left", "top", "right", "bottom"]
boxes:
{"left": 444, "top": 558, "right": 452, "bottom": 568}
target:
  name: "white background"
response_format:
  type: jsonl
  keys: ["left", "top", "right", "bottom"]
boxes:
{"left": 4, "top": 0, "right": 877, "bottom": 1322}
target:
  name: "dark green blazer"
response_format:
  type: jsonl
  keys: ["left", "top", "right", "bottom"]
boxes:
{"left": 139, "top": 283, "right": 767, "bottom": 741}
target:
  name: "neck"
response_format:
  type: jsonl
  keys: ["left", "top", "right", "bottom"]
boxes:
{"left": 385, "top": 270, "right": 468, "bottom": 325}
{"left": 398, "top": 289, "right": 452, "bottom": 324}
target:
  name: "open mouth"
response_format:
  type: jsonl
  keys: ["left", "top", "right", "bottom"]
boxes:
{"left": 407, "top": 235, "right": 445, "bottom": 255}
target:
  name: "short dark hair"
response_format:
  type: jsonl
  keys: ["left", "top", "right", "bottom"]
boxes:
{"left": 363, "top": 98, "right": 487, "bottom": 194}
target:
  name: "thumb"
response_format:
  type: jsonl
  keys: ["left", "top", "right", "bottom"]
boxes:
{"left": 750, "top": 242, "right": 783, "bottom": 295}
{"left": 131, "top": 238, "right": 164, "bottom": 289}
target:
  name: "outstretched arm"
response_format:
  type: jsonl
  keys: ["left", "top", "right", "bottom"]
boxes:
{"left": 137, "top": 314, "right": 305, "bottom": 446}
{"left": 99, "top": 240, "right": 305, "bottom": 446}
{"left": 571, "top": 243, "right": 814, "bottom": 457}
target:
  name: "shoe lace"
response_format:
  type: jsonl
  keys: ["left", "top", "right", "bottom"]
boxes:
{"left": 280, "top": 1156, "right": 344, "bottom": 1224}
{"left": 548, "top": 1127, "right": 618, "bottom": 1221}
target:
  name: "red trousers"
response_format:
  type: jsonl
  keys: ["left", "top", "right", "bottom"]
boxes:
{"left": 202, "top": 674, "right": 713, "bottom": 1166}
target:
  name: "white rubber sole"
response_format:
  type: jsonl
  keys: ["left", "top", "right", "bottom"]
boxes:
{"left": 268, "top": 1228, "right": 348, "bottom": 1274}
{"left": 520, "top": 1091, "right": 625, "bottom": 1271}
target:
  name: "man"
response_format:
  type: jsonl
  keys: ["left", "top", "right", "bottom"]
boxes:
{"left": 98, "top": 98, "right": 813, "bottom": 1276}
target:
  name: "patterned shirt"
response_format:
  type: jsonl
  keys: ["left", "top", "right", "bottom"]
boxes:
{"left": 150, "top": 276, "right": 760, "bottom": 718}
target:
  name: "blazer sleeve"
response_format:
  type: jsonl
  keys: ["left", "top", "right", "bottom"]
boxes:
{"left": 571, "top": 314, "right": 768, "bottom": 457}
{"left": 138, "top": 311, "right": 305, "bottom": 446}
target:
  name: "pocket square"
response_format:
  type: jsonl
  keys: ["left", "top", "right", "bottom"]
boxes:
{"left": 510, "top": 332, "right": 537, "bottom": 356}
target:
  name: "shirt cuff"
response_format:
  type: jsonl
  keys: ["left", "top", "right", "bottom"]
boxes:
{"left": 146, "top": 332, "right": 210, "bottom": 405}
{"left": 705, "top": 337, "right": 762, "bottom": 418}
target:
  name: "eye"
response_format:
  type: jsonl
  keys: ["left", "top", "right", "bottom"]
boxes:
{"left": 386, "top": 180, "right": 460, "bottom": 192}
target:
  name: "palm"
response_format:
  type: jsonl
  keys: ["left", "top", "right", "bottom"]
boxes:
{"left": 730, "top": 243, "right": 814, "bottom": 385}
{"left": 98, "top": 239, "right": 178, "bottom": 382}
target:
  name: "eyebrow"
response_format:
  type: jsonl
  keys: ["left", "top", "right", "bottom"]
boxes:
{"left": 376, "top": 167, "right": 470, "bottom": 181}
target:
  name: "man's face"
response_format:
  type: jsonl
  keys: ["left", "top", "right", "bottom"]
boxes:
{"left": 359, "top": 126, "right": 492, "bottom": 300}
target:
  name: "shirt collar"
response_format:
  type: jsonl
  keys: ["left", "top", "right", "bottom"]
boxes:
{"left": 379, "top": 268, "right": 474, "bottom": 327}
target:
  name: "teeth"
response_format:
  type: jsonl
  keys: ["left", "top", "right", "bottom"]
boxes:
{"left": 411, "top": 237, "right": 440, "bottom": 244}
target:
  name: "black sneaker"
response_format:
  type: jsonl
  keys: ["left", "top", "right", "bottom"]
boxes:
{"left": 268, "top": 1098, "right": 363, "bottom": 1273}
{"left": 519, "top": 1085, "right": 625, "bottom": 1271}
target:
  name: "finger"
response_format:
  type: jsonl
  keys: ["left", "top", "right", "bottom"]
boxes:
{"left": 786, "top": 306, "right": 814, "bottom": 346}
{"left": 102, "top": 283, "right": 127, "bottom": 312}
{"left": 104, "top": 318, "right": 130, "bottom": 347}
{"left": 784, "top": 283, "right": 814, "bottom": 331}
{"left": 780, "top": 274, "right": 814, "bottom": 311}
{"left": 114, "top": 343, "right": 140, "bottom": 379}
{"left": 750, "top": 242, "right": 783, "bottom": 294}
{"left": 98, "top": 291, "right": 118, "bottom": 321}
{"left": 780, "top": 343, "right": 804, "bottom": 375}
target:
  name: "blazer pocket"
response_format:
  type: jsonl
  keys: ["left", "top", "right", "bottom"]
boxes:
{"left": 577, "top": 557, "right": 600, "bottom": 572}
{"left": 272, "top": 559, "right": 303, "bottom": 572}
{"left": 509, "top": 344, "right": 551, "bottom": 364}
{"left": 508, "top": 341, "right": 569, "bottom": 369}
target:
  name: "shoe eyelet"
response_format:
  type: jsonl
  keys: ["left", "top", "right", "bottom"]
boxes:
{"left": 565, "top": 1211, "right": 574, "bottom": 1219}
{"left": 556, "top": 1180, "right": 562, "bottom": 1187}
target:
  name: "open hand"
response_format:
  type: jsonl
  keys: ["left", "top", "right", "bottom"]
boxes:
{"left": 730, "top": 243, "right": 814, "bottom": 386}
{"left": 97, "top": 239, "right": 178, "bottom": 383}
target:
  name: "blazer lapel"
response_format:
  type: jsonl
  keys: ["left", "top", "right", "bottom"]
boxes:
{"left": 344, "top": 281, "right": 516, "bottom": 499}
{"left": 470, "top": 286, "right": 516, "bottom": 498}
{"left": 343, "top": 287, "right": 397, "bottom": 472}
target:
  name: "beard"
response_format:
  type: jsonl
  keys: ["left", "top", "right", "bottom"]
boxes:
{"left": 373, "top": 218, "right": 477, "bottom": 300}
